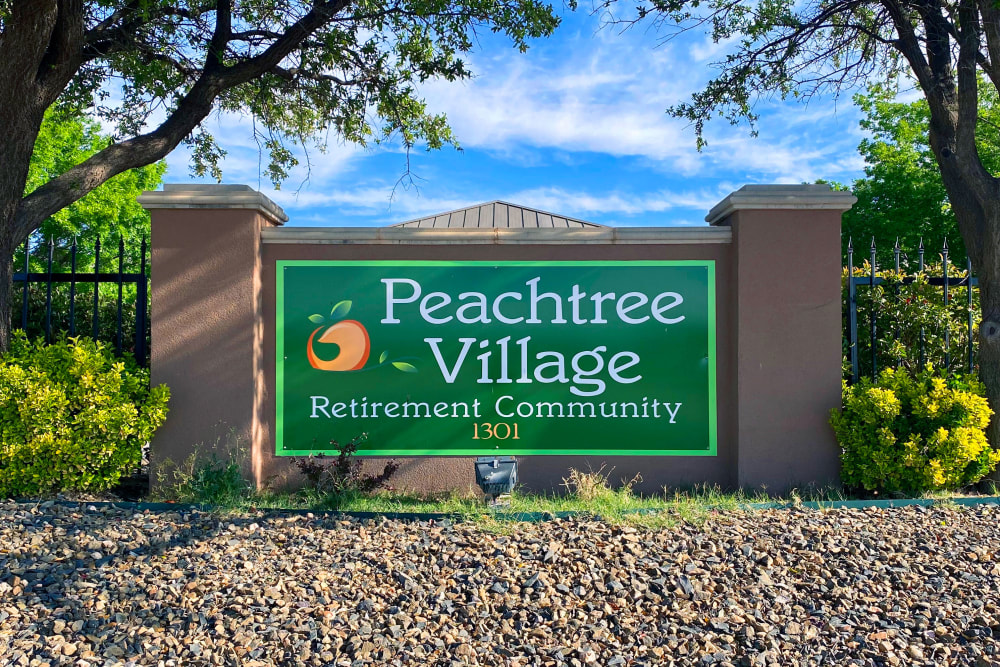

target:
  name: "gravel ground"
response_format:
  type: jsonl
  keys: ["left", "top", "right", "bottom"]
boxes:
{"left": 3, "top": 502, "right": 1000, "bottom": 667}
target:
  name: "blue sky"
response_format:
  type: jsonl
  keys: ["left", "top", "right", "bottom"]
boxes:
{"left": 164, "top": 7, "right": 868, "bottom": 228}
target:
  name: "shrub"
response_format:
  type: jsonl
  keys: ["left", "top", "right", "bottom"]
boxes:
{"left": 831, "top": 366, "right": 998, "bottom": 494}
{"left": 0, "top": 333, "right": 169, "bottom": 497}
{"left": 294, "top": 434, "right": 398, "bottom": 497}
{"left": 843, "top": 262, "right": 979, "bottom": 380}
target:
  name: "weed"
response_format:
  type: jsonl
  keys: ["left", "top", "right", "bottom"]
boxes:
{"left": 293, "top": 434, "right": 399, "bottom": 500}
{"left": 153, "top": 432, "right": 252, "bottom": 505}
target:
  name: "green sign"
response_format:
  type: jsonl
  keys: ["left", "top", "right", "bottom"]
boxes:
{"left": 276, "top": 261, "right": 716, "bottom": 456}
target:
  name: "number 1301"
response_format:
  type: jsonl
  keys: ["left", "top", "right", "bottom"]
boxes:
{"left": 473, "top": 422, "right": 520, "bottom": 440}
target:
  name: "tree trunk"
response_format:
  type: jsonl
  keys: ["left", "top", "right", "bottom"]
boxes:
{"left": 973, "top": 205, "right": 1000, "bottom": 452}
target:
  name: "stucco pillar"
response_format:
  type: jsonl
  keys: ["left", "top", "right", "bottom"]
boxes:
{"left": 707, "top": 185, "right": 856, "bottom": 492}
{"left": 139, "top": 184, "right": 287, "bottom": 488}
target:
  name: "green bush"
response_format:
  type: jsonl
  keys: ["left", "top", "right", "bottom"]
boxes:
{"left": 843, "top": 262, "right": 979, "bottom": 380}
{"left": 831, "top": 367, "right": 998, "bottom": 494}
{"left": 0, "top": 333, "right": 169, "bottom": 497}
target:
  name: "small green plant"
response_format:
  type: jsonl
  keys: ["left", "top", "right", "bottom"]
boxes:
{"left": 831, "top": 366, "right": 999, "bottom": 495}
{"left": 294, "top": 434, "right": 399, "bottom": 498}
{"left": 0, "top": 333, "right": 169, "bottom": 497}
{"left": 154, "top": 432, "right": 253, "bottom": 504}
{"left": 181, "top": 453, "right": 250, "bottom": 504}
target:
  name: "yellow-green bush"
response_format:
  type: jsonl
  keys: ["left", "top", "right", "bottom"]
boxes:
{"left": 0, "top": 333, "right": 169, "bottom": 497}
{"left": 831, "top": 367, "right": 998, "bottom": 494}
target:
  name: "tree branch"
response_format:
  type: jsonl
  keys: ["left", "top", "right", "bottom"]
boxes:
{"left": 955, "top": 0, "right": 980, "bottom": 155}
{"left": 12, "top": 0, "right": 354, "bottom": 237}
{"left": 977, "top": 0, "right": 1000, "bottom": 91}
{"left": 878, "top": 0, "right": 939, "bottom": 111}
{"left": 205, "top": 0, "right": 232, "bottom": 72}
{"left": 0, "top": 2, "right": 58, "bottom": 103}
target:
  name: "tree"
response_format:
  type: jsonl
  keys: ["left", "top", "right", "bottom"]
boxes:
{"left": 618, "top": 0, "right": 1000, "bottom": 449}
{"left": 25, "top": 107, "right": 165, "bottom": 270}
{"left": 842, "top": 81, "right": 1000, "bottom": 266}
{"left": 0, "top": 1, "right": 560, "bottom": 346}
{"left": 14, "top": 109, "right": 165, "bottom": 351}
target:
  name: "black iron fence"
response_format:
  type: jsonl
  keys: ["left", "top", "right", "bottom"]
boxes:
{"left": 845, "top": 237, "right": 977, "bottom": 383}
{"left": 5, "top": 232, "right": 982, "bottom": 377}
{"left": 14, "top": 235, "right": 149, "bottom": 366}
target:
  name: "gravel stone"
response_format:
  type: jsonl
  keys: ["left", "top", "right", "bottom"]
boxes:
{"left": 3, "top": 503, "right": 1000, "bottom": 665}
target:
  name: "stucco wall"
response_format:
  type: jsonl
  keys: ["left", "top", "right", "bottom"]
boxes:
{"left": 144, "top": 184, "right": 853, "bottom": 496}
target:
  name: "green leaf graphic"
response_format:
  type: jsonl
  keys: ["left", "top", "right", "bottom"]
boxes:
{"left": 392, "top": 361, "right": 417, "bottom": 373}
{"left": 308, "top": 314, "right": 325, "bottom": 324}
{"left": 330, "top": 300, "right": 352, "bottom": 319}
{"left": 379, "top": 351, "right": 389, "bottom": 364}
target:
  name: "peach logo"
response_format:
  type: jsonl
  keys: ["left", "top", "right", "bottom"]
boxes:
{"left": 306, "top": 300, "right": 416, "bottom": 373}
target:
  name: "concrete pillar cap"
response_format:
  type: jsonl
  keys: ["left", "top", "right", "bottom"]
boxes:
{"left": 706, "top": 184, "right": 856, "bottom": 226}
{"left": 138, "top": 183, "right": 288, "bottom": 225}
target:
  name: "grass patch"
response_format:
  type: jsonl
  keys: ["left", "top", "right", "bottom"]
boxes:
{"left": 153, "top": 446, "right": 998, "bottom": 525}
{"left": 151, "top": 455, "right": 854, "bottom": 527}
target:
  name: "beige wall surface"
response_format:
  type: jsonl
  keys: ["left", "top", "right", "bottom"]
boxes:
{"left": 150, "top": 209, "right": 272, "bottom": 479}
{"left": 259, "top": 242, "right": 736, "bottom": 495}
{"left": 728, "top": 208, "right": 843, "bottom": 490}
{"left": 146, "top": 183, "right": 852, "bottom": 497}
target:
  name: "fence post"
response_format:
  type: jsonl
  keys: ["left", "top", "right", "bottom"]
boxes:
{"left": 869, "top": 238, "right": 877, "bottom": 377}
{"left": 943, "top": 238, "right": 950, "bottom": 370}
{"left": 139, "top": 184, "right": 287, "bottom": 489}
{"left": 969, "top": 256, "right": 975, "bottom": 373}
{"left": 20, "top": 236, "right": 29, "bottom": 331}
{"left": 848, "top": 238, "right": 858, "bottom": 383}
{"left": 69, "top": 238, "right": 77, "bottom": 336}
{"left": 92, "top": 236, "right": 101, "bottom": 339}
{"left": 135, "top": 237, "right": 147, "bottom": 366}
{"left": 707, "top": 184, "right": 856, "bottom": 491}
{"left": 919, "top": 239, "right": 926, "bottom": 366}
{"left": 44, "top": 237, "right": 53, "bottom": 343}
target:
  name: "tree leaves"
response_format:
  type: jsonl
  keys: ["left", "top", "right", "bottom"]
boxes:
{"left": 392, "top": 361, "right": 418, "bottom": 373}
{"left": 379, "top": 350, "right": 389, "bottom": 364}
{"left": 331, "top": 300, "right": 352, "bottom": 319}
{"left": 308, "top": 300, "right": 351, "bottom": 325}
{"left": 838, "top": 82, "right": 1000, "bottom": 266}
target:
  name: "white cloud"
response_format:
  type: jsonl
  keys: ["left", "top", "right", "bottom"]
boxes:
{"left": 164, "top": 109, "right": 362, "bottom": 189}
{"left": 271, "top": 180, "right": 739, "bottom": 227}
{"left": 507, "top": 184, "right": 729, "bottom": 221}
{"left": 415, "top": 21, "right": 864, "bottom": 184}
{"left": 157, "top": 7, "right": 869, "bottom": 225}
